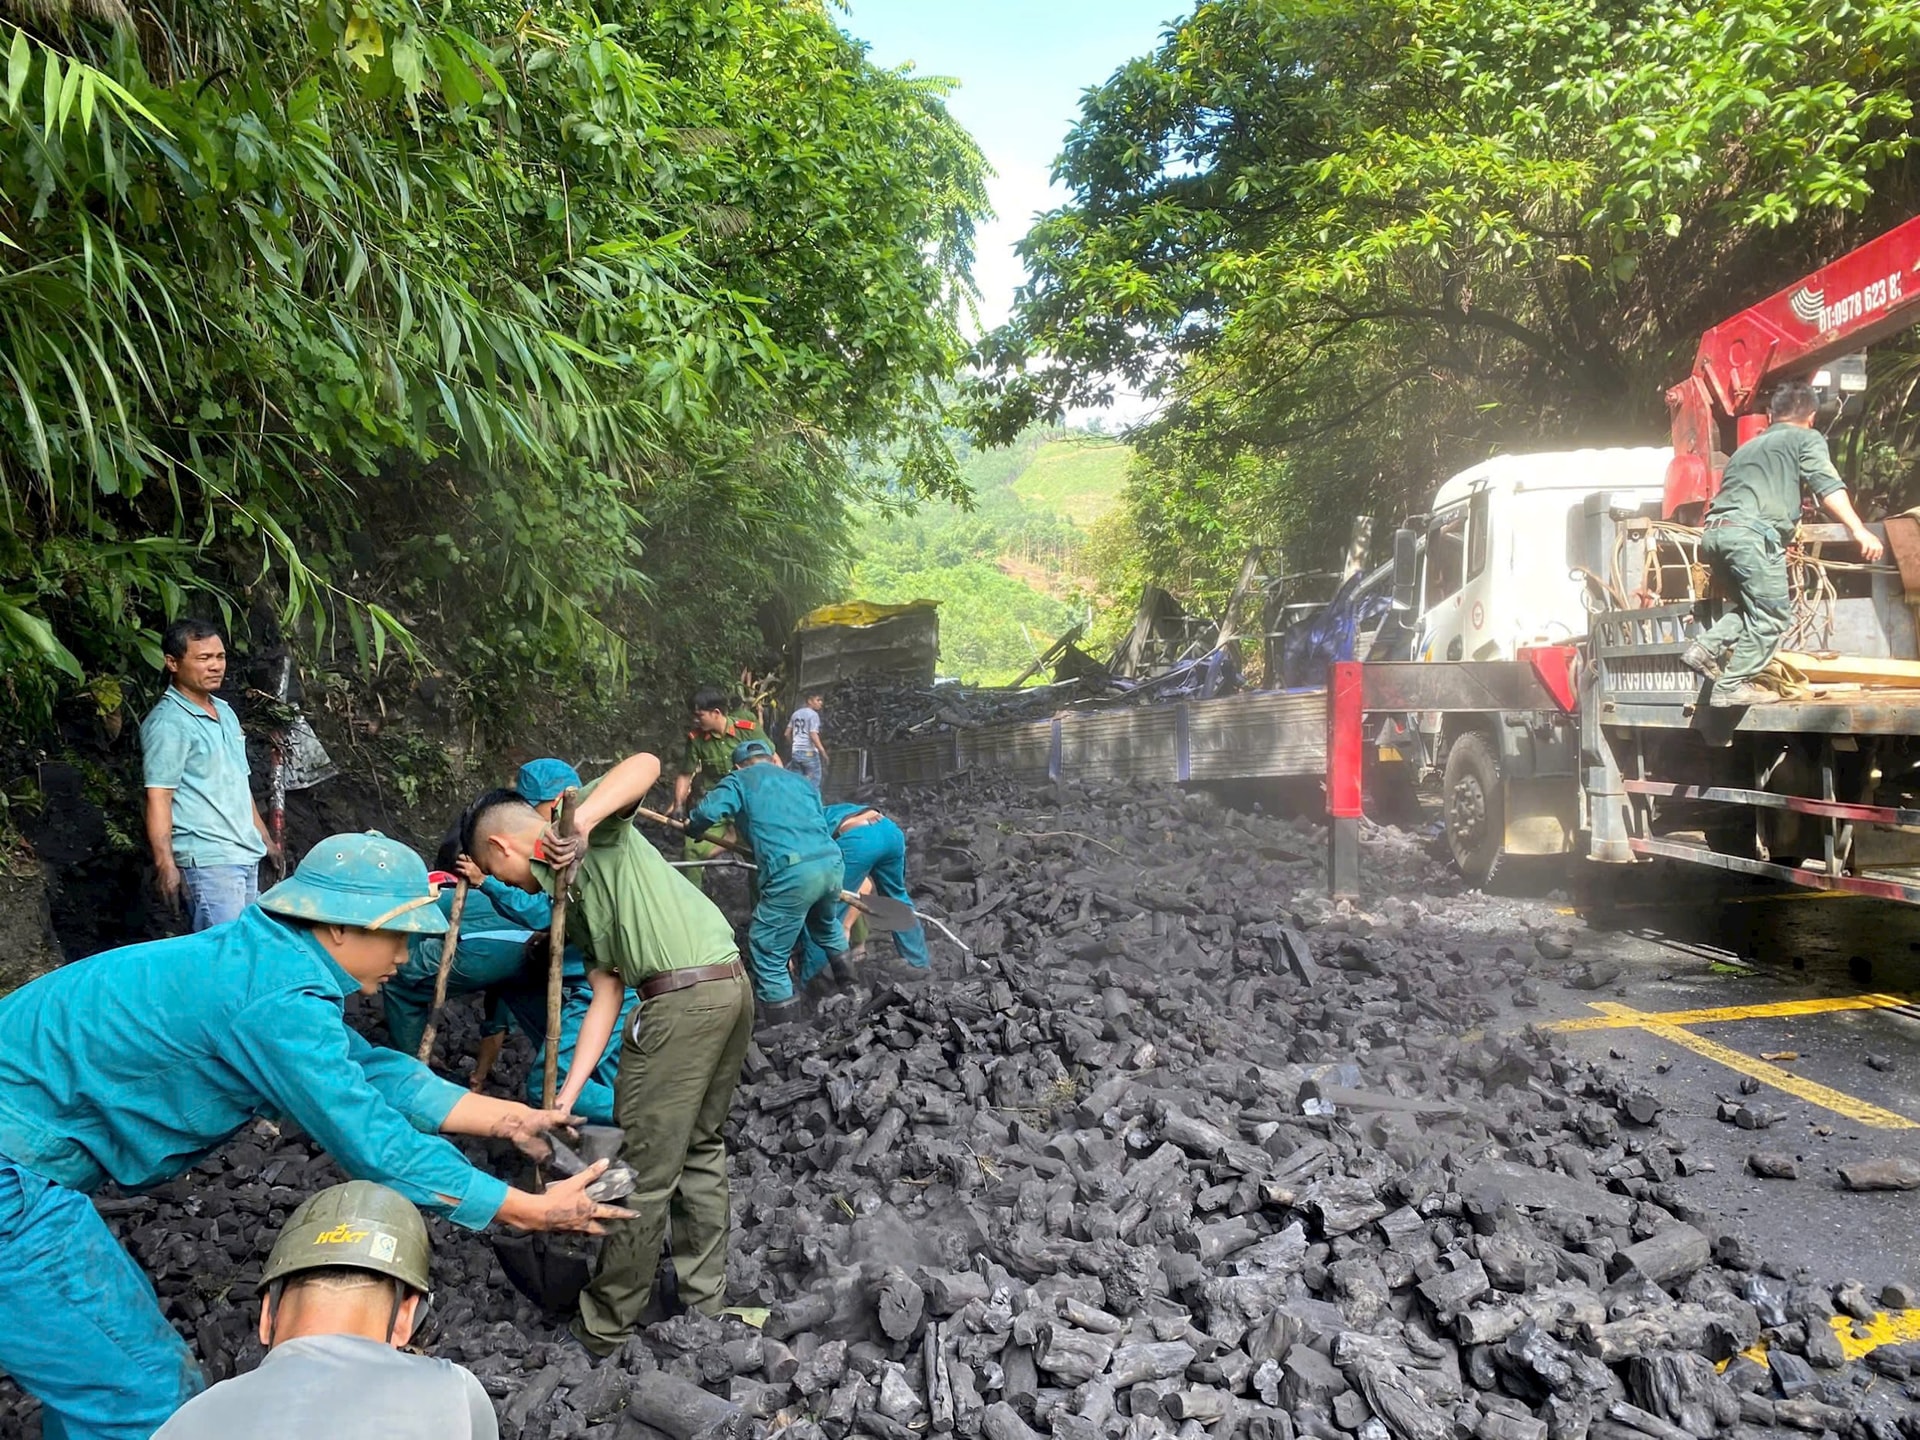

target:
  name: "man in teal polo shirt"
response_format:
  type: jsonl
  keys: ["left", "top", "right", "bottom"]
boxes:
{"left": 141, "top": 619, "right": 279, "bottom": 930}
{"left": 0, "top": 833, "right": 630, "bottom": 1440}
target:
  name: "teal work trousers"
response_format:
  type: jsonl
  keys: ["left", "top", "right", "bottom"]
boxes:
{"left": 745, "top": 855, "right": 845, "bottom": 1003}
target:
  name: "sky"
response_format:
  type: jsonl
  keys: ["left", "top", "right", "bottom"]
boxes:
{"left": 839, "top": 1, "right": 1178, "bottom": 364}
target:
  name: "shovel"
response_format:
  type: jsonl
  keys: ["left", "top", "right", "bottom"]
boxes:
{"left": 637, "top": 806, "right": 920, "bottom": 933}
{"left": 494, "top": 1124, "right": 641, "bottom": 1313}
{"left": 490, "top": 792, "right": 605, "bottom": 1313}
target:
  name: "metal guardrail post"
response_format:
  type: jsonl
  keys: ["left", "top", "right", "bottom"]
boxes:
{"left": 1327, "top": 661, "right": 1364, "bottom": 898}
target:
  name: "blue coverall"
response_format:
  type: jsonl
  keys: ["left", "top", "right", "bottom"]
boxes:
{"left": 687, "top": 764, "right": 846, "bottom": 1003}
{"left": 384, "top": 879, "right": 634, "bottom": 1123}
{"left": 0, "top": 908, "right": 509, "bottom": 1440}
{"left": 799, "top": 805, "right": 929, "bottom": 984}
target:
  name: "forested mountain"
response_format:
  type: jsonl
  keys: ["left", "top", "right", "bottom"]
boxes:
{"left": 851, "top": 428, "right": 1126, "bottom": 683}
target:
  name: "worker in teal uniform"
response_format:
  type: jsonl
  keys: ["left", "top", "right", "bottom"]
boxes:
{"left": 1683, "top": 379, "right": 1886, "bottom": 707}
{"left": 0, "top": 833, "right": 629, "bottom": 1440}
{"left": 684, "top": 738, "right": 847, "bottom": 1018}
{"left": 382, "top": 862, "right": 636, "bottom": 1127}
{"left": 798, "top": 801, "right": 929, "bottom": 987}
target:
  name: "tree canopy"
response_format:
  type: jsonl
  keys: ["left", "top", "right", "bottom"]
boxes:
{"left": 971, "top": 0, "right": 1920, "bottom": 600}
{"left": 0, "top": 0, "right": 987, "bottom": 742}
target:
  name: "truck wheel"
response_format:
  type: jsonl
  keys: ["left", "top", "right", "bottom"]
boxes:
{"left": 1444, "top": 730, "right": 1504, "bottom": 886}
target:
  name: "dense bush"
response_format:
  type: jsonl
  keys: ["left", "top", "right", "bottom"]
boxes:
{"left": 0, "top": 0, "right": 987, "bottom": 744}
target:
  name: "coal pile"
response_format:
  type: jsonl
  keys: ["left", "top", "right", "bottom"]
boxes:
{"left": 5, "top": 775, "right": 1918, "bottom": 1440}
{"left": 825, "top": 677, "right": 1097, "bottom": 747}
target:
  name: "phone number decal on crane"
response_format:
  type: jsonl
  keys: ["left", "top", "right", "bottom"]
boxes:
{"left": 1791, "top": 268, "right": 1906, "bottom": 333}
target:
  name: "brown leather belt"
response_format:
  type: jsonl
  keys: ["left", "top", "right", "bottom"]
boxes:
{"left": 639, "top": 958, "right": 743, "bottom": 1000}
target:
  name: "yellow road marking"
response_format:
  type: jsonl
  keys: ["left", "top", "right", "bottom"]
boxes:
{"left": 1734, "top": 1313, "right": 1920, "bottom": 1367}
{"left": 1833, "top": 1309, "right": 1920, "bottom": 1361}
{"left": 1547, "top": 993, "right": 1916, "bottom": 1032}
{"left": 1577, "top": 1002, "right": 1917, "bottom": 1129}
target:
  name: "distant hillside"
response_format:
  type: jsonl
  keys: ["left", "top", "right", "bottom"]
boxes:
{"left": 1013, "top": 436, "right": 1130, "bottom": 526}
{"left": 847, "top": 427, "right": 1130, "bottom": 684}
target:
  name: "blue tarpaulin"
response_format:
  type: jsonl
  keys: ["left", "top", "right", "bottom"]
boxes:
{"left": 1280, "top": 571, "right": 1393, "bottom": 689}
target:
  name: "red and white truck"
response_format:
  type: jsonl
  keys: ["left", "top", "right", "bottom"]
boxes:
{"left": 1335, "top": 216, "right": 1920, "bottom": 899}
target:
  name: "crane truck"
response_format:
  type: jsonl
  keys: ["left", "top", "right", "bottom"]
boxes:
{"left": 1337, "top": 215, "right": 1920, "bottom": 899}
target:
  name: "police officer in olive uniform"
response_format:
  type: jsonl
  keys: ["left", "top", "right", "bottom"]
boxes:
{"left": 1683, "top": 380, "right": 1886, "bottom": 707}
{"left": 671, "top": 687, "right": 763, "bottom": 883}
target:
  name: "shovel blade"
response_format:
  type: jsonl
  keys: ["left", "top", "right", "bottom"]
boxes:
{"left": 845, "top": 892, "right": 918, "bottom": 933}
{"left": 491, "top": 1232, "right": 595, "bottom": 1314}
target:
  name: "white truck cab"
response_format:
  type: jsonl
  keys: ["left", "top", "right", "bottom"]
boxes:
{"left": 1414, "top": 447, "right": 1670, "bottom": 666}
{"left": 1401, "top": 447, "right": 1669, "bottom": 883}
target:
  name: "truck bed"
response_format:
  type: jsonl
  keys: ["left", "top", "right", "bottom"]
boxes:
{"left": 1598, "top": 689, "right": 1920, "bottom": 736}
{"left": 855, "top": 687, "right": 1329, "bottom": 788}
{"left": 1592, "top": 602, "right": 1920, "bottom": 737}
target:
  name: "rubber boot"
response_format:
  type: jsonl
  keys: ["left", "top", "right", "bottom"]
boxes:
{"left": 755, "top": 995, "right": 805, "bottom": 1030}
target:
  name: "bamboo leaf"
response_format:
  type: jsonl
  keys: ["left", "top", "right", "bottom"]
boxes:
{"left": 56, "top": 51, "right": 82, "bottom": 132}
{"left": 40, "top": 45, "right": 60, "bottom": 134}
{"left": 0, "top": 597, "right": 84, "bottom": 680}
{"left": 0, "top": 352, "right": 53, "bottom": 488}
{"left": 7, "top": 28, "right": 29, "bottom": 114}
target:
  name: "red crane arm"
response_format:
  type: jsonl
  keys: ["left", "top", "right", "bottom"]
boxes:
{"left": 1665, "top": 214, "right": 1920, "bottom": 517}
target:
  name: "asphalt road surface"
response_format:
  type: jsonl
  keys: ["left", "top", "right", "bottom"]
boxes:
{"left": 1536, "top": 868, "right": 1920, "bottom": 1294}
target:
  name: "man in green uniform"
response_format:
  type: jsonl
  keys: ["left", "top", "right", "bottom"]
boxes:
{"left": 471, "top": 752, "right": 752, "bottom": 1359}
{"left": 1683, "top": 380, "right": 1885, "bottom": 707}
{"left": 671, "top": 687, "right": 761, "bottom": 881}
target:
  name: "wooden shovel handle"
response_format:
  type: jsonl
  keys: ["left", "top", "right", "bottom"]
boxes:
{"left": 415, "top": 880, "right": 468, "bottom": 1064}
{"left": 542, "top": 792, "right": 578, "bottom": 1114}
{"left": 637, "top": 805, "right": 754, "bottom": 859}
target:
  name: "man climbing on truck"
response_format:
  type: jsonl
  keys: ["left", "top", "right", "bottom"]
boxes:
{"left": 1682, "top": 379, "right": 1885, "bottom": 707}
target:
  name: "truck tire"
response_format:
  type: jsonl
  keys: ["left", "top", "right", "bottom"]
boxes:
{"left": 1444, "top": 729, "right": 1504, "bottom": 886}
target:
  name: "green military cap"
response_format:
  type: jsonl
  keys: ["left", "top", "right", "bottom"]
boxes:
{"left": 262, "top": 1180, "right": 432, "bottom": 1294}
{"left": 258, "top": 832, "right": 448, "bottom": 934}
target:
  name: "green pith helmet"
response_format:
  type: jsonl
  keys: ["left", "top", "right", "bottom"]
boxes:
{"left": 258, "top": 832, "right": 448, "bottom": 934}
{"left": 261, "top": 1181, "right": 432, "bottom": 1294}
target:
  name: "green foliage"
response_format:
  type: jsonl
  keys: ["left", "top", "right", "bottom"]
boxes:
{"left": 1011, "top": 436, "right": 1128, "bottom": 526}
{"left": 851, "top": 427, "right": 1114, "bottom": 683}
{"left": 0, "top": 0, "right": 988, "bottom": 745}
{"left": 857, "top": 558, "right": 1074, "bottom": 685}
{"left": 378, "top": 728, "right": 462, "bottom": 810}
{"left": 1087, "top": 439, "right": 1292, "bottom": 637}
{"left": 971, "top": 0, "right": 1920, "bottom": 601}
